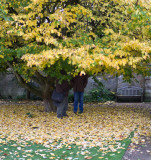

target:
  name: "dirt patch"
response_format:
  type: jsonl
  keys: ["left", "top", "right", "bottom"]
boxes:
{"left": 0, "top": 100, "right": 44, "bottom": 106}
{"left": 0, "top": 100, "right": 151, "bottom": 110}
{"left": 102, "top": 101, "right": 151, "bottom": 111}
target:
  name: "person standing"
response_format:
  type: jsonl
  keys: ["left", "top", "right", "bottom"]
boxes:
{"left": 72, "top": 72, "right": 88, "bottom": 114}
{"left": 54, "top": 70, "right": 71, "bottom": 119}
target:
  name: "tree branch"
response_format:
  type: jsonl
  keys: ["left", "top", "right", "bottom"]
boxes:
{"left": 35, "top": 71, "right": 46, "bottom": 84}
{"left": 136, "top": 0, "right": 139, "bottom": 6}
{"left": 46, "top": 75, "right": 55, "bottom": 87}
{"left": 6, "top": 62, "right": 42, "bottom": 97}
{"left": 6, "top": 3, "right": 18, "bottom": 15}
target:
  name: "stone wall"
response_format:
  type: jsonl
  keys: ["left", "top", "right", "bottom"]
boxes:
{"left": 0, "top": 72, "right": 151, "bottom": 101}
{"left": 0, "top": 73, "right": 118, "bottom": 99}
{"left": 144, "top": 76, "right": 151, "bottom": 101}
{"left": 117, "top": 75, "right": 145, "bottom": 88}
{"left": 0, "top": 72, "right": 26, "bottom": 99}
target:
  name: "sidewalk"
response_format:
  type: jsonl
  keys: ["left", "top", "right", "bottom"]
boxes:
{"left": 119, "top": 102, "right": 151, "bottom": 160}
{"left": 123, "top": 136, "right": 151, "bottom": 160}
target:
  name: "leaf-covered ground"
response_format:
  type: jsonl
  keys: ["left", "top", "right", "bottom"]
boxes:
{"left": 0, "top": 101, "right": 150, "bottom": 160}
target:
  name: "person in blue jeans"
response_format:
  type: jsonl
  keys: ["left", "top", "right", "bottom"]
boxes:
{"left": 72, "top": 72, "right": 88, "bottom": 114}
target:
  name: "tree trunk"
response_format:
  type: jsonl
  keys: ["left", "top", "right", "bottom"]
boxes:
{"left": 43, "top": 97, "right": 56, "bottom": 112}
{"left": 7, "top": 62, "right": 56, "bottom": 112}
{"left": 26, "top": 90, "right": 30, "bottom": 99}
{"left": 42, "top": 82, "right": 56, "bottom": 112}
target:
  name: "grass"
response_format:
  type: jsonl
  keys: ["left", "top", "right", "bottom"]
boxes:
{"left": 0, "top": 134, "right": 133, "bottom": 160}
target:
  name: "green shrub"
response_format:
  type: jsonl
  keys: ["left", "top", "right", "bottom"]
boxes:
{"left": 68, "top": 94, "right": 74, "bottom": 103}
{"left": 84, "top": 86, "right": 115, "bottom": 103}
{"left": 68, "top": 87, "right": 115, "bottom": 103}
{"left": 68, "top": 76, "right": 116, "bottom": 103}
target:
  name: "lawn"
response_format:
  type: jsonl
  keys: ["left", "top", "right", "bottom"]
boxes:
{"left": 0, "top": 101, "right": 150, "bottom": 160}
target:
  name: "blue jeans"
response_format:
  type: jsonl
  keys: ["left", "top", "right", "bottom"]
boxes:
{"left": 73, "top": 92, "right": 84, "bottom": 113}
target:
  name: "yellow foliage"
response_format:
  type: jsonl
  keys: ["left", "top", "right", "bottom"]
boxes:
{"left": 0, "top": 55, "right": 4, "bottom": 58}
{"left": 0, "top": 102, "right": 150, "bottom": 152}
{"left": 0, "top": 0, "right": 151, "bottom": 78}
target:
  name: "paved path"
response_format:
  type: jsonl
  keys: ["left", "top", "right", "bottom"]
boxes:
{"left": 103, "top": 102, "right": 151, "bottom": 160}
{"left": 123, "top": 136, "right": 151, "bottom": 160}
{"left": 115, "top": 103, "right": 151, "bottom": 160}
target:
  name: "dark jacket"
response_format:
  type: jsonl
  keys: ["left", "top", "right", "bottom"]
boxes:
{"left": 72, "top": 73, "right": 88, "bottom": 92}
{"left": 56, "top": 79, "right": 70, "bottom": 97}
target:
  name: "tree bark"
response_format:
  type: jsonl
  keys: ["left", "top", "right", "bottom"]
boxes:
{"left": 136, "top": 0, "right": 139, "bottom": 6}
{"left": 26, "top": 90, "right": 30, "bottom": 99}
{"left": 7, "top": 62, "right": 56, "bottom": 112}
{"left": 43, "top": 97, "right": 56, "bottom": 112}
{"left": 42, "top": 80, "right": 56, "bottom": 112}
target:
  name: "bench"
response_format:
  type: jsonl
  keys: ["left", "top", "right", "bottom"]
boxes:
{"left": 116, "top": 86, "right": 143, "bottom": 102}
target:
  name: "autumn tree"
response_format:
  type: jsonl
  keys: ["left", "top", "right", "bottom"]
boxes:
{"left": 0, "top": 0, "right": 151, "bottom": 112}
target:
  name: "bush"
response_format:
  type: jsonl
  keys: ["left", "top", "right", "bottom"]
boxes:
{"left": 84, "top": 86, "right": 115, "bottom": 103}
{"left": 68, "top": 86, "right": 115, "bottom": 103}
{"left": 68, "top": 76, "right": 116, "bottom": 103}
{"left": 68, "top": 94, "right": 74, "bottom": 103}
